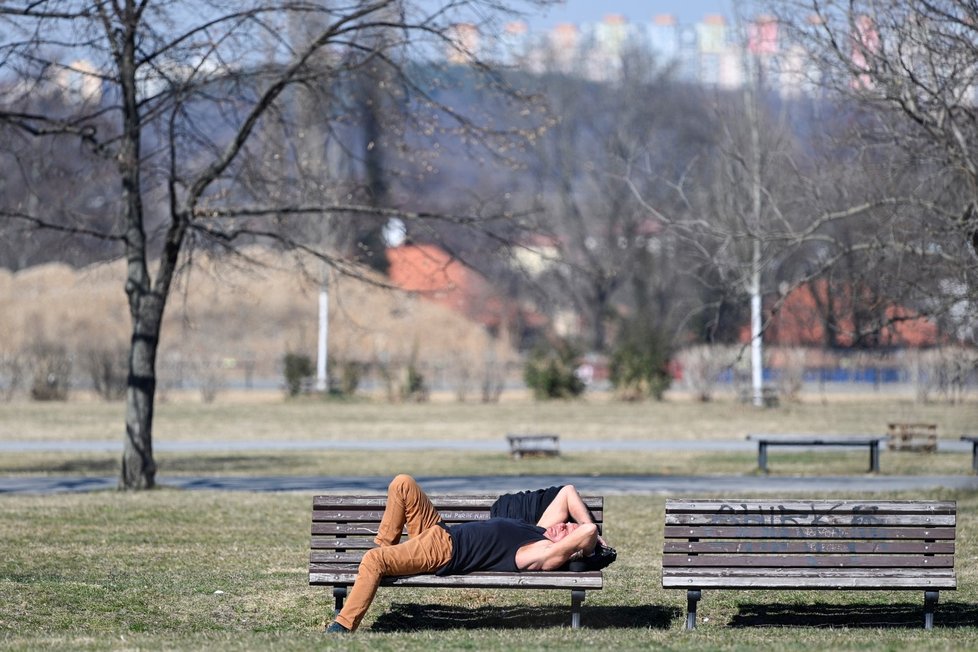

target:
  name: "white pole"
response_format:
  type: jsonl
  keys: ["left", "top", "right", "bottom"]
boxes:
{"left": 316, "top": 282, "right": 328, "bottom": 392}
{"left": 750, "top": 240, "right": 764, "bottom": 407}
{"left": 747, "top": 46, "right": 765, "bottom": 408}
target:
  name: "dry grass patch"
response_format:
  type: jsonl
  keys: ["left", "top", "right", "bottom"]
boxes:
{"left": 3, "top": 396, "right": 977, "bottom": 443}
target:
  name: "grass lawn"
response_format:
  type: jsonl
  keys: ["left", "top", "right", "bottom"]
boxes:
{"left": 1, "top": 490, "right": 976, "bottom": 651}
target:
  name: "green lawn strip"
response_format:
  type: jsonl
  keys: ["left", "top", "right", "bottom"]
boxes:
{"left": 1, "top": 491, "right": 975, "bottom": 651}
{"left": 0, "top": 448, "right": 973, "bottom": 478}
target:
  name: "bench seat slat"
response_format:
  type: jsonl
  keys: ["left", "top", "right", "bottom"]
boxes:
{"left": 310, "top": 570, "right": 603, "bottom": 589}
{"left": 663, "top": 575, "right": 956, "bottom": 589}
{"left": 664, "top": 567, "right": 955, "bottom": 578}
{"left": 666, "top": 514, "right": 955, "bottom": 526}
{"left": 664, "top": 525, "right": 955, "bottom": 539}
{"left": 663, "top": 554, "right": 954, "bottom": 568}
{"left": 666, "top": 500, "right": 956, "bottom": 514}
{"left": 663, "top": 541, "right": 954, "bottom": 554}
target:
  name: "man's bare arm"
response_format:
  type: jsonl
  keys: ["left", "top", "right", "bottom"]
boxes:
{"left": 536, "top": 485, "right": 593, "bottom": 528}
{"left": 515, "top": 523, "right": 598, "bottom": 571}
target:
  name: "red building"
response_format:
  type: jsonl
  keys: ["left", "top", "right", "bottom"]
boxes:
{"left": 750, "top": 279, "right": 939, "bottom": 348}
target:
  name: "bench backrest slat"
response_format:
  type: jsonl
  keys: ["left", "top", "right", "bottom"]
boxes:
{"left": 666, "top": 513, "right": 954, "bottom": 527}
{"left": 665, "top": 525, "right": 955, "bottom": 540}
{"left": 666, "top": 500, "right": 955, "bottom": 514}
{"left": 312, "top": 495, "right": 602, "bottom": 509}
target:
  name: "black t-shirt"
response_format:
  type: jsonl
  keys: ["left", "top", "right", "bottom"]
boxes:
{"left": 436, "top": 518, "right": 547, "bottom": 575}
{"left": 489, "top": 486, "right": 563, "bottom": 524}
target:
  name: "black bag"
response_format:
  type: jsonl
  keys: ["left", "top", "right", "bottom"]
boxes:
{"left": 567, "top": 544, "right": 617, "bottom": 572}
{"left": 584, "top": 544, "right": 617, "bottom": 570}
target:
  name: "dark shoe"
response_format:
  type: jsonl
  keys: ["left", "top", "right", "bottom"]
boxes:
{"left": 324, "top": 621, "right": 350, "bottom": 634}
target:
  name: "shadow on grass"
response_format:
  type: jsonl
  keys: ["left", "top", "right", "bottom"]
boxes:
{"left": 370, "top": 602, "right": 679, "bottom": 632}
{"left": 0, "top": 458, "right": 119, "bottom": 474}
{"left": 158, "top": 454, "right": 307, "bottom": 473}
{"left": 0, "top": 454, "right": 311, "bottom": 475}
{"left": 730, "top": 600, "right": 978, "bottom": 629}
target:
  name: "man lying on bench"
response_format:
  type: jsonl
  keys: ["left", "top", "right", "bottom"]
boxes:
{"left": 325, "top": 475, "right": 607, "bottom": 634}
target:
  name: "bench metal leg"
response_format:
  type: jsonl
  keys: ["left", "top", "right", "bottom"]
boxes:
{"left": 570, "top": 590, "right": 585, "bottom": 629}
{"left": 924, "top": 590, "right": 939, "bottom": 630}
{"left": 972, "top": 442, "right": 978, "bottom": 474}
{"left": 758, "top": 443, "right": 768, "bottom": 473}
{"left": 869, "top": 442, "right": 880, "bottom": 473}
{"left": 686, "top": 589, "right": 701, "bottom": 630}
{"left": 332, "top": 586, "right": 347, "bottom": 615}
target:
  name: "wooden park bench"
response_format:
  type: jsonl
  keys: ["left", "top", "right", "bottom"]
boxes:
{"left": 506, "top": 433, "right": 560, "bottom": 458}
{"left": 746, "top": 434, "right": 886, "bottom": 473}
{"left": 309, "top": 493, "right": 604, "bottom": 628}
{"left": 662, "top": 499, "right": 957, "bottom": 630}
{"left": 738, "top": 386, "right": 779, "bottom": 407}
{"left": 887, "top": 422, "right": 938, "bottom": 452}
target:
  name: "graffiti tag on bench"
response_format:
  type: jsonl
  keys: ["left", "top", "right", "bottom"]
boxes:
{"left": 711, "top": 503, "right": 882, "bottom": 526}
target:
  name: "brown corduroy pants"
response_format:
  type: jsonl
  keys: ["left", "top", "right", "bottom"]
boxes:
{"left": 335, "top": 474, "right": 453, "bottom": 631}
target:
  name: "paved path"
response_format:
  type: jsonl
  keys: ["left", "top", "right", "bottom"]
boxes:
{"left": 3, "top": 472, "right": 977, "bottom": 495}
{"left": 1, "top": 438, "right": 972, "bottom": 453}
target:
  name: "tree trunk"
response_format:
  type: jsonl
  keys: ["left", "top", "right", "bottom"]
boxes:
{"left": 117, "top": 4, "right": 157, "bottom": 490}
{"left": 121, "top": 295, "right": 161, "bottom": 489}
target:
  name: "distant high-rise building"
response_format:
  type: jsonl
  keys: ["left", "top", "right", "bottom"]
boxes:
{"left": 447, "top": 23, "right": 480, "bottom": 65}
{"left": 549, "top": 23, "right": 581, "bottom": 73}
{"left": 474, "top": 11, "right": 829, "bottom": 98}
{"left": 676, "top": 22, "right": 700, "bottom": 81}
{"left": 497, "top": 21, "right": 531, "bottom": 66}
{"left": 850, "top": 14, "right": 879, "bottom": 90}
{"left": 647, "top": 14, "right": 680, "bottom": 64}
{"left": 697, "top": 14, "right": 727, "bottom": 86}
{"left": 588, "top": 14, "right": 632, "bottom": 80}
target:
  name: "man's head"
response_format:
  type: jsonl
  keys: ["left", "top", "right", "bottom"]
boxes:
{"left": 542, "top": 521, "right": 580, "bottom": 542}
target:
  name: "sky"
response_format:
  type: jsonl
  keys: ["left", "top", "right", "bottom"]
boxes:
{"left": 522, "top": 0, "right": 740, "bottom": 30}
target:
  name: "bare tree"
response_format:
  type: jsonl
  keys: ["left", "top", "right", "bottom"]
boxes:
{"left": 521, "top": 44, "right": 711, "bottom": 352}
{"left": 771, "top": 0, "right": 978, "bottom": 326}
{"left": 0, "top": 0, "right": 555, "bottom": 489}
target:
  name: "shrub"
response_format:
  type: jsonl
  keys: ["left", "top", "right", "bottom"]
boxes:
{"left": 194, "top": 358, "right": 226, "bottom": 404}
{"left": 523, "top": 339, "right": 585, "bottom": 400}
{"left": 29, "top": 343, "right": 72, "bottom": 401}
{"left": 676, "top": 345, "right": 728, "bottom": 402}
{"left": 335, "top": 360, "right": 362, "bottom": 397}
{"left": 609, "top": 323, "right": 672, "bottom": 401}
{"left": 282, "top": 352, "right": 314, "bottom": 397}
{"left": 400, "top": 362, "right": 429, "bottom": 402}
{"left": 0, "top": 352, "right": 25, "bottom": 401}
